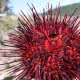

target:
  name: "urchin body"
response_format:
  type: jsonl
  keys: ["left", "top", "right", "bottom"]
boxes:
{"left": 0, "top": 5, "right": 80, "bottom": 80}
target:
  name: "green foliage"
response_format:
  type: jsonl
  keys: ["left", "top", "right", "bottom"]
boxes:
{"left": 46, "top": 3, "right": 80, "bottom": 16}
{"left": 0, "top": 15, "right": 18, "bottom": 31}
{"left": 0, "top": 0, "right": 3, "bottom": 3}
{"left": 4, "top": 76, "right": 26, "bottom": 80}
{"left": 59, "top": 3, "right": 80, "bottom": 16}
{"left": 4, "top": 76, "right": 13, "bottom": 80}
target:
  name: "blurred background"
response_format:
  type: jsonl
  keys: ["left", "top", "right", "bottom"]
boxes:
{"left": 0, "top": 0, "right": 80, "bottom": 80}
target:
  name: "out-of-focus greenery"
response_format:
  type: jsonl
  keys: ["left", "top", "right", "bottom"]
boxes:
{"left": 4, "top": 76, "right": 13, "bottom": 80}
{"left": 4, "top": 76, "right": 25, "bottom": 80}
{"left": 0, "top": 15, "right": 18, "bottom": 31}
{"left": 0, "top": 0, "right": 3, "bottom": 3}
{"left": 55, "top": 3, "right": 80, "bottom": 16}
{"left": 46, "top": 3, "right": 80, "bottom": 16}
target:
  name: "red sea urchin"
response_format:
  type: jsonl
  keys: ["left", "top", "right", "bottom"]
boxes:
{"left": 0, "top": 4, "right": 80, "bottom": 80}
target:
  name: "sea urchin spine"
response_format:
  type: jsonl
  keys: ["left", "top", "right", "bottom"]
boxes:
{"left": 0, "top": 4, "right": 80, "bottom": 80}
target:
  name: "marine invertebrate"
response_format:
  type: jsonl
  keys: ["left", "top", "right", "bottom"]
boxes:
{"left": 0, "top": 4, "right": 80, "bottom": 80}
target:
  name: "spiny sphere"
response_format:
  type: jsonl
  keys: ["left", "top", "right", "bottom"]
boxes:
{"left": 0, "top": 4, "right": 80, "bottom": 80}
